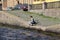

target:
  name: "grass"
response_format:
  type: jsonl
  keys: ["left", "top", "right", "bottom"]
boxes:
{"left": 5, "top": 10, "right": 60, "bottom": 26}
{"left": 25, "top": 11, "right": 59, "bottom": 20}
{"left": 41, "top": 31, "right": 60, "bottom": 37}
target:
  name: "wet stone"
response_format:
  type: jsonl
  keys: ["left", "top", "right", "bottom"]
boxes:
{"left": 0, "top": 36, "right": 7, "bottom": 40}
{"left": 0, "top": 27, "right": 60, "bottom": 40}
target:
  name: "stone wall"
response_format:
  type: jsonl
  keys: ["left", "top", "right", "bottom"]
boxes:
{"left": 30, "top": 9, "right": 60, "bottom": 18}
{"left": 31, "top": 1, "right": 60, "bottom": 9}
{"left": 47, "top": 1, "right": 60, "bottom": 9}
{"left": 32, "top": 4, "right": 42, "bottom": 10}
{"left": 30, "top": 1, "right": 60, "bottom": 18}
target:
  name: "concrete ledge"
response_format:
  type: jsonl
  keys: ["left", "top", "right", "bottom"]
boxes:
{"left": 46, "top": 24, "right": 60, "bottom": 33}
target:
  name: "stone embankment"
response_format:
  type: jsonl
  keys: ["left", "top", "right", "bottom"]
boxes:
{"left": 46, "top": 24, "right": 60, "bottom": 33}
{"left": 0, "top": 11, "right": 60, "bottom": 33}
{"left": 0, "top": 11, "right": 29, "bottom": 27}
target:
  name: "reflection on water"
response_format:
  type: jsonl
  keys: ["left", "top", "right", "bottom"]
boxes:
{"left": 0, "top": 27, "right": 60, "bottom": 40}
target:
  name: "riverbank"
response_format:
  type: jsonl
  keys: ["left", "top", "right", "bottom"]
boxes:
{"left": 0, "top": 11, "right": 60, "bottom": 34}
{"left": 0, "top": 22, "right": 60, "bottom": 37}
{"left": 0, "top": 11, "right": 29, "bottom": 27}
{"left": 5, "top": 10, "right": 60, "bottom": 26}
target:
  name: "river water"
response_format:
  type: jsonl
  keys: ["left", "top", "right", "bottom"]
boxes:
{"left": 0, "top": 26, "right": 60, "bottom": 40}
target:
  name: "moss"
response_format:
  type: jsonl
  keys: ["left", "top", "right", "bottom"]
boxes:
{"left": 37, "top": 30, "right": 60, "bottom": 37}
{"left": 39, "top": 13, "right": 44, "bottom": 16}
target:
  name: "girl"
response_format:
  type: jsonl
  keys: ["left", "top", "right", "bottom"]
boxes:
{"left": 29, "top": 16, "right": 36, "bottom": 26}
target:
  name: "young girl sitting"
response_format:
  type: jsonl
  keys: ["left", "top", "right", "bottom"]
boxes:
{"left": 29, "top": 16, "right": 37, "bottom": 26}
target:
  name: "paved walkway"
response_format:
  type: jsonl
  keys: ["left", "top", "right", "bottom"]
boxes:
{"left": 0, "top": 11, "right": 60, "bottom": 33}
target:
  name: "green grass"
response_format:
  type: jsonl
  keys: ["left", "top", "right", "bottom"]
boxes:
{"left": 5, "top": 10, "right": 60, "bottom": 26}
{"left": 25, "top": 11, "right": 59, "bottom": 20}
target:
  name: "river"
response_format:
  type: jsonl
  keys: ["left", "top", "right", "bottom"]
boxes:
{"left": 0, "top": 25, "right": 60, "bottom": 40}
